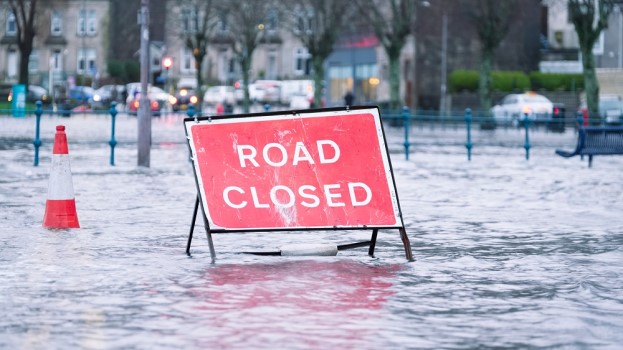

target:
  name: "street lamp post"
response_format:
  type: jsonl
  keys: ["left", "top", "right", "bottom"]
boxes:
{"left": 138, "top": 0, "right": 151, "bottom": 167}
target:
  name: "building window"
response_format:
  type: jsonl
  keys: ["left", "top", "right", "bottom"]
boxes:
{"left": 6, "top": 11, "right": 16, "bottom": 35}
{"left": 29, "top": 50, "right": 38, "bottom": 73}
{"left": 78, "top": 10, "right": 96, "bottom": 36}
{"left": 87, "top": 10, "right": 97, "bottom": 35}
{"left": 77, "top": 48, "right": 96, "bottom": 75}
{"left": 267, "top": 49, "right": 277, "bottom": 79}
{"left": 293, "top": 47, "right": 311, "bottom": 76}
{"left": 51, "top": 11, "right": 62, "bottom": 36}
{"left": 266, "top": 8, "right": 278, "bottom": 34}
{"left": 218, "top": 13, "right": 229, "bottom": 32}
{"left": 7, "top": 49, "right": 18, "bottom": 78}
{"left": 295, "top": 9, "right": 313, "bottom": 35}
{"left": 181, "top": 48, "right": 196, "bottom": 73}
{"left": 181, "top": 7, "right": 197, "bottom": 33}
{"left": 217, "top": 49, "right": 228, "bottom": 83}
{"left": 52, "top": 49, "right": 63, "bottom": 71}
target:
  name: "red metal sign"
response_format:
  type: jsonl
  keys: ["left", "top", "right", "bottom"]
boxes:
{"left": 185, "top": 108, "right": 401, "bottom": 231}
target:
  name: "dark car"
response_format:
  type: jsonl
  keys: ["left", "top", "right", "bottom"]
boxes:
{"left": 171, "top": 87, "right": 199, "bottom": 112}
{"left": 68, "top": 86, "right": 95, "bottom": 106}
{"left": 7, "top": 85, "right": 52, "bottom": 106}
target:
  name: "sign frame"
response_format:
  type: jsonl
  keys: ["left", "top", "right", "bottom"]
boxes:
{"left": 184, "top": 106, "right": 413, "bottom": 261}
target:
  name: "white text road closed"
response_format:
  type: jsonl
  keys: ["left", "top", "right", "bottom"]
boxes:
{"left": 186, "top": 109, "right": 401, "bottom": 230}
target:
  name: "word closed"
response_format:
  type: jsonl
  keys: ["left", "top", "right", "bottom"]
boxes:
{"left": 187, "top": 110, "right": 400, "bottom": 230}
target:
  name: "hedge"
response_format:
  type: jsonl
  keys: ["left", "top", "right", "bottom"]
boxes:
{"left": 449, "top": 70, "right": 584, "bottom": 92}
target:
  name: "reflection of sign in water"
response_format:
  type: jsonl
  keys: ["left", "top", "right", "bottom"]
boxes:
{"left": 11, "top": 84, "right": 26, "bottom": 117}
{"left": 186, "top": 108, "right": 401, "bottom": 231}
{"left": 191, "top": 261, "right": 401, "bottom": 348}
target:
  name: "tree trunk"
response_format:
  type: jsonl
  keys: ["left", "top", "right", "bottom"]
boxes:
{"left": 195, "top": 56, "right": 204, "bottom": 113}
{"left": 312, "top": 56, "right": 324, "bottom": 108}
{"left": 479, "top": 47, "right": 495, "bottom": 129}
{"left": 388, "top": 53, "right": 401, "bottom": 109}
{"left": 241, "top": 58, "right": 251, "bottom": 113}
{"left": 581, "top": 47, "right": 600, "bottom": 125}
{"left": 18, "top": 40, "right": 33, "bottom": 86}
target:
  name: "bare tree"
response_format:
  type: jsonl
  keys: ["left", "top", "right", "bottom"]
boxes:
{"left": 568, "top": 0, "right": 617, "bottom": 124}
{"left": 175, "top": 0, "right": 217, "bottom": 102}
{"left": 282, "top": 0, "right": 352, "bottom": 108}
{"left": 466, "top": 0, "right": 519, "bottom": 126}
{"left": 217, "top": 0, "right": 276, "bottom": 112}
{"left": 4, "top": 0, "right": 38, "bottom": 87}
{"left": 353, "top": 0, "right": 415, "bottom": 109}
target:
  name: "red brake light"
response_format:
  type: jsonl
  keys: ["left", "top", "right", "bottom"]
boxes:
{"left": 234, "top": 82, "right": 240, "bottom": 89}
{"left": 553, "top": 107, "right": 560, "bottom": 115}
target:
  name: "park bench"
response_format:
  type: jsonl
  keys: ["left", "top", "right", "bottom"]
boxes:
{"left": 555, "top": 126, "right": 623, "bottom": 167}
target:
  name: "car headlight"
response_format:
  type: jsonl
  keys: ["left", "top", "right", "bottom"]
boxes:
{"left": 93, "top": 94, "right": 101, "bottom": 102}
{"left": 169, "top": 96, "right": 177, "bottom": 105}
{"left": 190, "top": 96, "right": 198, "bottom": 104}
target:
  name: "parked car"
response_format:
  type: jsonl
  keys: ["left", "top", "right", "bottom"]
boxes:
{"left": 91, "top": 84, "right": 125, "bottom": 109}
{"left": 289, "top": 92, "right": 313, "bottom": 109}
{"left": 127, "top": 93, "right": 164, "bottom": 115}
{"left": 491, "top": 92, "right": 554, "bottom": 126}
{"left": 7, "top": 85, "right": 52, "bottom": 106}
{"left": 253, "top": 80, "right": 282, "bottom": 104}
{"left": 125, "top": 84, "right": 173, "bottom": 114}
{"left": 203, "top": 85, "right": 235, "bottom": 106}
{"left": 68, "top": 86, "right": 95, "bottom": 106}
{"left": 171, "top": 87, "right": 200, "bottom": 112}
{"left": 578, "top": 94, "right": 623, "bottom": 125}
{"left": 233, "top": 83, "right": 273, "bottom": 104}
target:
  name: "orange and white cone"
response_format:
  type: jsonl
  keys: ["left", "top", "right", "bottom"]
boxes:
{"left": 43, "top": 125, "right": 80, "bottom": 228}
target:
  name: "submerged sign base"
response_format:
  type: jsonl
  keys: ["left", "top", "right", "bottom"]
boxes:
{"left": 184, "top": 106, "right": 414, "bottom": 261}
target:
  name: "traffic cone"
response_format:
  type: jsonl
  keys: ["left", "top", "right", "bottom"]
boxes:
{"left": 43, "top": 125, "right": 80, "bottom": 228}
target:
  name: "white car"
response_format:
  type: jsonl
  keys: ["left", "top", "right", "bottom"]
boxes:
{"left": 491, "top": 92, "right": 553, "bottom": 125}
{"left": 233, "top": 83, "right": 266, "bottom": 104}
{"left": 289, "top": 93, "right": 312, "bottom": 109}
{"left": 203, "top": 85, "right": 235, "bottom": 106}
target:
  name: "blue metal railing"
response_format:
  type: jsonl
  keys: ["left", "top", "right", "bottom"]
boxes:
{"left": 1, "top": 102, "right": 581, "bottom": 166}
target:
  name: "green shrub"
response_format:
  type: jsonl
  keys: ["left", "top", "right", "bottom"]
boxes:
{"left": 124, "top": 61, "right": 140, "bottom": 82}
{"left": 529, "top": 72, "right": 584, "bottom": 91}
{"left": 491, "top": 71, "right": 530, "bottom": 91}
{"left": 449, "top": 70, "right": 479, "bottom": 92}
{"left": 108, "top": 60, "right": 126, "bottom": 81}
{"left": 449, "top": 70, "right": 583, "bottom": 92}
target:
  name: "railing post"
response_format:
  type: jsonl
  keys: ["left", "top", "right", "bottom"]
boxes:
{"left": 264, "top": 103, "right": 271, "bottom": 112}
{"left": 465, "top": 108, "right": 472, "bottom": 161}
{"left": 523, "top": 112, "right": 531, "bottom": 160}
{"left": 402, "top": 106, "right": 411, "bottom": 160}
{"left": 109, "top": 102, "right": 118, "bottom": 166}
{"left": 33, "top": 101, "right": 42, "bottom": 166}
{"left": 187, "top": 103, "right": 195, "bottom": 118}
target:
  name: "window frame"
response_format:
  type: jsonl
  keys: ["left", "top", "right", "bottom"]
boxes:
{"left": 6, "top": 11, "right": 16, "bottom": 35}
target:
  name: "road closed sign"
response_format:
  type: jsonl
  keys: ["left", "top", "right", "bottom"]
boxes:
{"left": 184, "top": 107, "right": 402, "bottom": 231}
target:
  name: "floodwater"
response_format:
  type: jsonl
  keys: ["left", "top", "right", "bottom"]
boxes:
{"left": 1, "top": 112, "right": 622, "bottom": 349}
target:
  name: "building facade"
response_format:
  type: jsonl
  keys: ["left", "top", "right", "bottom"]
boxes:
{"left": 0, "top": 0, "right": 110, "bottom": 92}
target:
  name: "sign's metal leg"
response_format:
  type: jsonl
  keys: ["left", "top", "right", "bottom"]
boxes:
{"left": 399, "top": 227, "right": 414, "bottom": 262}
{"left": 186, "top": 196, "right": 200, "bottom": 256}
{"left": 368, "top": 229, "right": 379, "bottom": 257}
{"left": 200, "top": 204, "right": 216, "bottom": 263}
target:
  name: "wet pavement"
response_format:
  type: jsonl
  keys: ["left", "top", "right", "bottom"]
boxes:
{"left": 1, "top": 112, "right": 622, "bottom": 349}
